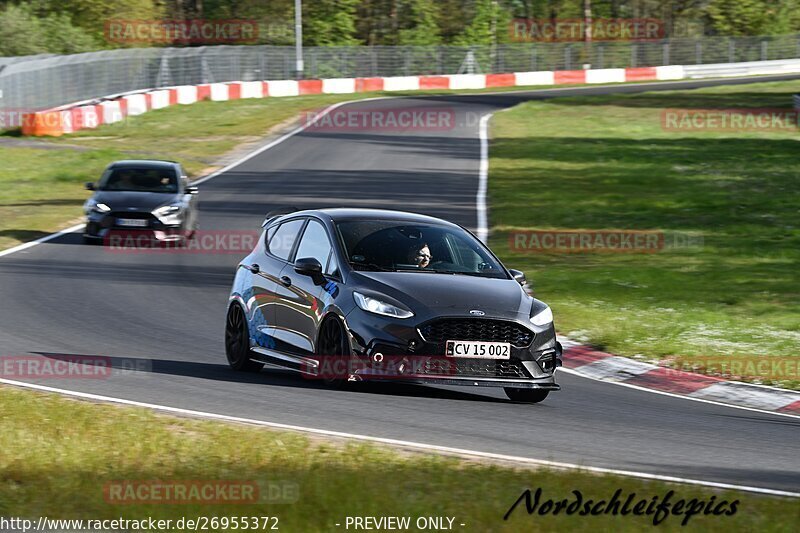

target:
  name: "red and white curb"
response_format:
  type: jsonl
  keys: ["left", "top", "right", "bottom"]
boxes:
{"left": 21, "top": 66, "right": 686, "bottom": 136}
{"left": 559, "top": 339, "right": 800, "bottom": 415}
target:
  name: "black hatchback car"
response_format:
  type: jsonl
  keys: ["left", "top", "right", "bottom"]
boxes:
{"left": 225, "top": 208, "right": 562, "bottom": 403}
{"left": 83, "top": 160, "right": 198, "bottom": 244}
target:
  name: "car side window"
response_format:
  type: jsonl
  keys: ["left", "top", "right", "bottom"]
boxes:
{"left": 446, "top": 233, "right": 483, "bottom": 270}
{"left": 326, "top": 253, "right": 340, "bottom": 278}
{"left": 294, "top": 220, "right": 334, "bottom": 274}
{"left": 267, "top": 219, "right": 305, "bottom": 260}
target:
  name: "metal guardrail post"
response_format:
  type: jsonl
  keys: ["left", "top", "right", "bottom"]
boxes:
{"left": 662, "top": 41, "right": 669, "bottom": 65}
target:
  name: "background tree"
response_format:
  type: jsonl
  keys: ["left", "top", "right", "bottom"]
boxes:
{"left": 398, "top": 0, "right": 442, "bottom": 45}
{"left": 303, "top": 0, "right": 360, "bottom": 46}
{"left": 454, "top": 0, "right": 513, "bottom": 46}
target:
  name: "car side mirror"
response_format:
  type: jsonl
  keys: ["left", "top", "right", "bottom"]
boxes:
{"left": 85, "top": 182, "right": 95, "bottom": 191}
{"left": 295, "top": 257, "right": 323, "bottom": 277}
{"left": 509, "top": 269, "right": 527, "bottom": 286}
{"left": 186, "top": 186, "right": 198, "bottom": 194}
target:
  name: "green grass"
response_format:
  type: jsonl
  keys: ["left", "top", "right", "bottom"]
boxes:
{"left": 0, "top": 81, "right": 573, "bottom": 252}
{"left": 0, "top": 93, "right": 373, "bottom": 250}
{"left": 0, "top": 385, "right": 797, "bottom": 532}
{"left": 488, "top": 80, "right": 800, "bottom": 388}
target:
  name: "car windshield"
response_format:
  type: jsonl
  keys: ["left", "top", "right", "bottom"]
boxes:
{"left": 98, "top": 167, "right": 178, "bottom": 193}
{"left": 336, "top": 220, "right": 507, "bottom": 278}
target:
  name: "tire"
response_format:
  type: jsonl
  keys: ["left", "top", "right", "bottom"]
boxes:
{"left": 317, "top": 317, "right": 350, "bottom": 388}
{"left": 225, "top": 304, "right": 263, "bottom": 372}
{"left": 504, "top": 388, "right": 549, "bottom": 404}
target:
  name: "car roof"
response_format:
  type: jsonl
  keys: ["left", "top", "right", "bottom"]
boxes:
{"left": 107, "top": 160, "right": 181, "bottom": 169}
{"left": 275, "top": 208, "right": 459, "bottom": 227}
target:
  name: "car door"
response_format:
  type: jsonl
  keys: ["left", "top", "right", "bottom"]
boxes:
{"left": 252, "top": 218, "right": 306, "bottom": 353}
{"left": 273, "top": 218, "right": 335, "bottom": 358}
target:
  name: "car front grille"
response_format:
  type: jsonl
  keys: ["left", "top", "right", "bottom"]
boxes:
{"left": 419, "top": 358, "right": 528, "bottom": 379}
{"left": 418, "top": 318, "right": 534, "bottom": 347}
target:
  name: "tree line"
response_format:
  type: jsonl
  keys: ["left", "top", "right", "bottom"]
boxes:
{"left": 2, "top": 0, "right": 800, "bottom": 56}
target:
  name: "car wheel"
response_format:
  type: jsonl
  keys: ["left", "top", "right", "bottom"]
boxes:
{"left": 504, "top": 388, "right": 549, "bottom": 404}
{"left": 225, "top": 304, "right": 263, "bottom": 372}
{"left": 317, "top": 317, "right": 350, "bottom": 387}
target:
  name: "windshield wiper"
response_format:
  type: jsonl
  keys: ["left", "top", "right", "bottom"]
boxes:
{"left": 430, "top": 270, "right": 491, "bottom": 277}
{"left": 350, "top": 261, "right": 395, "bottom": 272}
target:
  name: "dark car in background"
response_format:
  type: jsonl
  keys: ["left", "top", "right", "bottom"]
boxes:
{"left": 225, "top": 208, "right": 562, "bottom": 403}
{"left": 83, "top": 160, "right": 198, "bottom": 244}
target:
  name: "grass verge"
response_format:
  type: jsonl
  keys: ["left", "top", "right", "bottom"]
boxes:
{"left": 0, "top": 78, "right": 671, "bottom": 252}
{"left": 488, "top": 80, "right": 800, "bottom": 388}
{"left": 0, "top": 385, "right": 797, "bottom": 532}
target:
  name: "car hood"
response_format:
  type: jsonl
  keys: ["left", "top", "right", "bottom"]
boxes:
{"left": 92, "top": 191, "right": 178, "bottom": 212}
{"left": 351, "top": 271, "right": 532, "bottom": 320}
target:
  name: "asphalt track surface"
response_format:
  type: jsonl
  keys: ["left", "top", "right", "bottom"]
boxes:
{"left": 1, "top": 75, "right": 799, "bottom": 494}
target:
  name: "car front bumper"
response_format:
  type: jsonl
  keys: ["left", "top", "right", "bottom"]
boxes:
{"left": 342, "top": 310, "right": 562, "bottom": 390}
{"left": 85, "top": 211, "right": 187, "bottom": 243}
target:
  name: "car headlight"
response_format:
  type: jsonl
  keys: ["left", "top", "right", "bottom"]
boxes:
{"left": 153, "top": 204, "right": 183, "bottom": 224}
{"left": 530, "top": 305, "right": 553, "bottom": 326}
{"left": 84, "top": 199, "right": 111, "bottom": 214}
{"left": 153, "top": 204, "right": 181, "bottom": 216}
{"left": 353, "top": 292, "right": 414, "bottom": 319}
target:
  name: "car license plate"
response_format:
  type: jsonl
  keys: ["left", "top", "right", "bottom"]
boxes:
{"left": 117, "top": 218, "right": 149, "bottom": 227}
{"left": 446, "top": 340, "right": 511, "bottom": 359}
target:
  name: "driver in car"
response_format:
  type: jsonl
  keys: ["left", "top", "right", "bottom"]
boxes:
{"left": 407, "top": 243, "right": 431, "bottom": 268}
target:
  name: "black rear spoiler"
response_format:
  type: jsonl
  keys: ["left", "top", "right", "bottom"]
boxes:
{"left": 261, "top": 206, "right": 299, "bottom": 227}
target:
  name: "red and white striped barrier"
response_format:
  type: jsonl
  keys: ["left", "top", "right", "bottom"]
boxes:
{"left": 22, "top": 60, "right": 800, "bottom": 136}
{"left": 19, "top": 60, "right": 795, "bottom": 136}
{"left": 20, "top": 65, "right": 683, "bottom": 136}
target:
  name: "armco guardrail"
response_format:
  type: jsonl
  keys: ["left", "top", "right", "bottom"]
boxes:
{"left": 683, "top": 58, "right": 800, "bottom": 78}
{"left": 20, "top": 56, "right": 800, "bottom": 137}
{"left": 2, "top": 33, "right": 800, "bottom": 113}
{"left": 20, "top": 66, "right": 683, "bottom": 136}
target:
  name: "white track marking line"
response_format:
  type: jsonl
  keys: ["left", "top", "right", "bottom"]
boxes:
{"left": 0, "top": 377, "right": 797, "bottom": 498}
{"left": 476, "top": 114, "right": 491, "bottom": 243}
{"left": 3, "top": 74, "right": 794, "bottom": 257}
{"left": 0, "top": 224, "right": 84, "bottom": 258}
{"left": 0, "top": 97, "right": 385, "bottom": 258}
{"left": 190, "top": 97, "right": 387, "bottom": 186}
{"left": 558, "top": 368, "right": 800, "bottom": 419}
{"left": 2, "top": 79, "right": 800, "bottom": 490}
